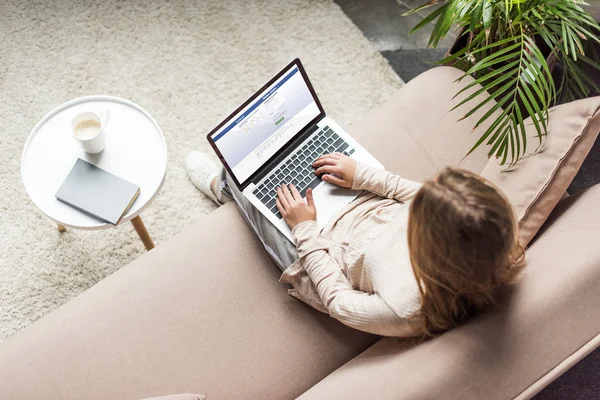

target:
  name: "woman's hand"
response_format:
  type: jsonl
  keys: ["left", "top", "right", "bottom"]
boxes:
{"left": 312, "top": 152, "right": 357, "bottom": 188}
{"left": 276, "top": 184, "right": 317, "bottom": 229}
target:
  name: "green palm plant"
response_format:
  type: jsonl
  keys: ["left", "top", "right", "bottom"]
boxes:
{"left": 406, "top": 0, "right": 600, "bottom": 167}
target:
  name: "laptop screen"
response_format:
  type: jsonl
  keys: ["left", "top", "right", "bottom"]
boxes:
{"left": 208, "top": 63, "right": 322, "bottom": 185}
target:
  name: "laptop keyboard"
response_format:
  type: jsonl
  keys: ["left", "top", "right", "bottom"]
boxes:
{"left": 252, "top": 126, "right": 355, "bottom": 219}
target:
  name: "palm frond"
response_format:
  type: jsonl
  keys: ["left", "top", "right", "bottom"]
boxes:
{"left": 404, "top": 0, "right": 600, "bottom": 166}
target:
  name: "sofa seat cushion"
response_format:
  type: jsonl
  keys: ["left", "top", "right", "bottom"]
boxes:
{"left": 0, "top": 204, "right": 377, "bottom": 400}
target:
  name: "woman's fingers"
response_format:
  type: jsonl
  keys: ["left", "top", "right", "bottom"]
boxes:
{"left": 314, "top": 165, "right": 339, "bottom": 176}
{"left": 314, "top": 152, "right": 343, "bottom": 162}
{"left": 289, "top": 184, "right": 302, "bottom": 201}
{"left": 322, "top": 174, "right": 347, "bottom": 187}
{"left": 275, "top": 198, "right": 287, "bottom": 216}
{"left": 276, "top": 187, "right": 289, "bottom": 209}
{"left": 280, "top": 183, "right": 295, "bottom": 203}
{"left": 312, "top": 157, "right": 337, "bottom": 168}
{"left": 306, "top": 188, "right": 315, "bottom": 209}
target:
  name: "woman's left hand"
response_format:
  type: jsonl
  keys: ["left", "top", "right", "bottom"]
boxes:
{"left": 275, "top": 184, "right": 317, "bottom": 229}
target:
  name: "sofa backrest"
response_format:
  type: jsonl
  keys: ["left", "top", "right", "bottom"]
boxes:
{"left": 349, "top": 67, "right": 501, "bottom": 180}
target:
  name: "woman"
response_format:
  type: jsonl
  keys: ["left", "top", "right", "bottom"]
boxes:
{"left": 186, "top": 151, "right": 524, "bottom": 338}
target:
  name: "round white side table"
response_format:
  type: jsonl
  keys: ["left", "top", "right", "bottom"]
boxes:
{"left": 21, "top": 95, "right": 167, "bottom": 250}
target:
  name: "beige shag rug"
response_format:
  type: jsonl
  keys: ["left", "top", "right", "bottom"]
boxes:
{"left": 0, "top": 0, "right": 402, "bottom": 341}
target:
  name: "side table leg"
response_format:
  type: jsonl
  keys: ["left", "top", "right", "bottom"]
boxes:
{"left": 131, "top": 215, "right": 155, "bottom": 251}
{"left": 57, "top": 224, "right": 67, "bottom": 232}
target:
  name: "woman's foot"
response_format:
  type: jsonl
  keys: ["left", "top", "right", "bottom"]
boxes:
{"left": 185, "top": 151, "right": 222, "bottom": 205}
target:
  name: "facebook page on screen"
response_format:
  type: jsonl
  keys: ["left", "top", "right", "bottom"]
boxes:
{"left": 210, "top": 66, "right": 320, "bottom": 183}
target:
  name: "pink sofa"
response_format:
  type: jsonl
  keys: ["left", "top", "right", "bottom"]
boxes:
{"left": 1, "top": 67, "right": 599, "bottom": 399}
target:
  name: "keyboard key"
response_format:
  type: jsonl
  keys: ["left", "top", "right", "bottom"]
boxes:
{"left": 266, "top": 198, "right": 276, "bottom": 209}
{"left": 336, "top": 142, "right": 349, "bottom": 153}
{"left": 300, "top": 176, "right": 322, "bottom": 197}
{"left": 349, "top": 148, "right": 355, "bottom": 155}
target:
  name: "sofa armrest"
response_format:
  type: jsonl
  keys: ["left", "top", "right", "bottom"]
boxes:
{"left": 298, "top": 184, "right": 600, "bottom": 400}
{"left": 349, "top": 66, "right": 503, "bottom": 181}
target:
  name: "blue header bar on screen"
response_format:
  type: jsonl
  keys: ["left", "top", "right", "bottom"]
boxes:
{"left": 211, "top": 66, "right": 300, "bottom": 142}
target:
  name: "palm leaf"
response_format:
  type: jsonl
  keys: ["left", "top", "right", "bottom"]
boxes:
{"left": 404, "top": 0, "right": 600, "bottom": 166}
{"left": 402, "top": 0, "right": 444, "bottom": 16}
{"left": 408, "top": 3, "right": 449, "bottom": 35}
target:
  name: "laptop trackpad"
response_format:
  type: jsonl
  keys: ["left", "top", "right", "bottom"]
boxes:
{"left": 312, "top": 182, "right": 358, "bottom": 228}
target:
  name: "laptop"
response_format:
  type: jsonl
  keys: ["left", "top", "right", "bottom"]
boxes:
{"left": 207, "top": 58, "right": 383, "bottom": 241}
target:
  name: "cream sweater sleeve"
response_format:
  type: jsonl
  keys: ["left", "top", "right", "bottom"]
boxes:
{"left": 292, "top": 221, "right": 413, "bottom": 337}
{"left": 351, "top": 162, "right": 422, "bottom": 202}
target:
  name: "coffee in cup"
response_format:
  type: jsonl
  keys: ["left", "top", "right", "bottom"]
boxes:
{"left": 71, "top": 111, "right": 110, "bottom": 154}
{"left": 74, "top": 119, "right": 102, "bottom": 139}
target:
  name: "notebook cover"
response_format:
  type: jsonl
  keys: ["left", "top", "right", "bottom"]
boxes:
{"left": 55, "top": 158, "right": 141, "bottom": 225}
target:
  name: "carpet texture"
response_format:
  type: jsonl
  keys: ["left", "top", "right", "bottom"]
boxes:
{"left": 0, "top": 0, "right": 402, "bottom": 341}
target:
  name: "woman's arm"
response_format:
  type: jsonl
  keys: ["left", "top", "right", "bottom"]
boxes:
{"left": 351, "top": 162, "right": 422, "bottom": 202}
{"left": 312, "top": 154, "right": 421, "bottom": 202}
{"left": 293, "top": 221, "right": 417, "bottom": 337}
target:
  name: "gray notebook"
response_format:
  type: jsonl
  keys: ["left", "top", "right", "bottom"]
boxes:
{"left": 56, "top": 159, "right": 141, "bottom": 225}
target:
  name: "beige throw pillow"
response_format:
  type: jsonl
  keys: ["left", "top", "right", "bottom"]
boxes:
{"left": 481, "top": 97, "right": 600, "bottom": 246}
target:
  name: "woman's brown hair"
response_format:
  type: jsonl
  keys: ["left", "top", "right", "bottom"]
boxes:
{"left": 407, "top": 168, "right": 524, "bottom": 337}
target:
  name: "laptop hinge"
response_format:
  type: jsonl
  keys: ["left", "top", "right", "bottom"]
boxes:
{"left": 250, "top": 122, "right": 321, "bottom": 186}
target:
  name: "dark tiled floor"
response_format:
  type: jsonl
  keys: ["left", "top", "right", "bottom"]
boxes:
{"left": 335, "top": 0, "right": 455, "bottom": 81}
{"left": 335, "top": 0, "right": 600, "bottom": 398}
{"left": 381, "top": 48, "right": 447, "bottom": 82}
{"left": 335, "top": 0, "right": 454, "bottom": 51}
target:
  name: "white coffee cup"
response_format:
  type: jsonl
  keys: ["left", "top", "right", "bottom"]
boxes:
{"left": 72, "top": 111, "right": 110, "bottom": 154}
